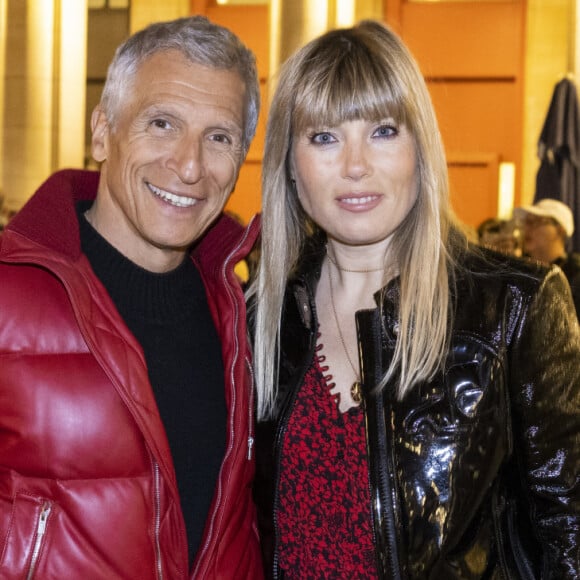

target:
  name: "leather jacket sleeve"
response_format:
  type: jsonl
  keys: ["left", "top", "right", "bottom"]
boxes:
{"left": 509, "top": 267, "right": 580, "bottom": 578}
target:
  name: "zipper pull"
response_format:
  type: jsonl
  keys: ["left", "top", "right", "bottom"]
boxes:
{"left": 27, "top": 501, "right": 52, "bottom": 580}
{"left": 247, "top": 436, "right": 254, "bottom": 460}
{"left": 37, "top": 503, "right": 51, "bottom": 535}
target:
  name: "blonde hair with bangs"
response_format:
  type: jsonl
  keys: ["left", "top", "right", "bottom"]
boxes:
{"left": 249, "top": 20, "right": 463, "bottom": 420}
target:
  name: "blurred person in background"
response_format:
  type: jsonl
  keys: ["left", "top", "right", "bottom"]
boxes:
{"left": 516, "top": 198, "right": 580, "bottom": 317}
{"left": 477, "top": 217, "right": 522, "bottom": 256}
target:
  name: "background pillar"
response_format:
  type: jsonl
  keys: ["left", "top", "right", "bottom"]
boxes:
{"left": 1, "top": 0, "right": 86, "bottom": 211}
{"left": 269, "top": 0, "right": 383, "bottom": 89}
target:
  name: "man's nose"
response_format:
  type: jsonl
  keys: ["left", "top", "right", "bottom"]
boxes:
{"left": 167, "top": 136, "right": 205, "bottom": 184}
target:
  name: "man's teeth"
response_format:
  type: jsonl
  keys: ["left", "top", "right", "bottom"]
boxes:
{"left": 148, "top": 183, "right": 197, "bottom": 207}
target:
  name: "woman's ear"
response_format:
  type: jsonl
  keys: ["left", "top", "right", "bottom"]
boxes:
{"left": 90, "top": 105, "right": 109, "bottom": 163}
{"left": 288, "top": 155, "right": 298, "bottom": 191}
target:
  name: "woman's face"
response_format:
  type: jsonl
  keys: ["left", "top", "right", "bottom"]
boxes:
{"left": 291, "top": 118, "right": 419, "bottom": 247}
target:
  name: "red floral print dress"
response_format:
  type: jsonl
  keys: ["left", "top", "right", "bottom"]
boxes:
{"left": 277, "top": 338, "right": 378, "bottom": 578}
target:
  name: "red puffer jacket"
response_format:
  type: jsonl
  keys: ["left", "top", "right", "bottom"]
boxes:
{"left": 0, "top": 169, "right": 263, "bottom": 579}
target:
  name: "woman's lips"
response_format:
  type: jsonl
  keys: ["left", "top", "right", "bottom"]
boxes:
{"left": 336, "top": 193, "right": 382, "bottom": 212}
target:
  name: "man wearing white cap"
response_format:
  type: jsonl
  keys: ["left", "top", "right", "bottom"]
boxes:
{"left": 515, "top": 198, "right": 580, "bottom": 317}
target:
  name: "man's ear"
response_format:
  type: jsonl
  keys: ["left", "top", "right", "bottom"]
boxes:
{"left": 91, "top": 105, "right": 109, "bottom": 163}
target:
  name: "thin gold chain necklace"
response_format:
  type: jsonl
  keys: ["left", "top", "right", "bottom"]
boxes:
{"left": 327, "top": 263, "right": 363, "bottom": 405}
{"left": 326, "top": 246, "right": 384, "bottom": 273}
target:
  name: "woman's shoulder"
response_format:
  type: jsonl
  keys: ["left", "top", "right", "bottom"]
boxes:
{"left": 455, "top": 243, "right": 554, "bottom": 287}
{"left": 448, "top": 243, "right": 571, "bottom": 318}
{"left": 450, "top": 245, "right": 577, "bottom": 342}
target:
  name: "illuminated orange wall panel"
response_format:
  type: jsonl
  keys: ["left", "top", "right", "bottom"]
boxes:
{"left": 401, "top": 2, "right": 522, "bottom": 78}
{"left": 448, "top": 155, "right": 500, "bottom": 228}
{"left": 429, "top": 82, "right": 520, "bottom": 164}
{"left": 391, "top": 0, "right": 525, "bottom": 229}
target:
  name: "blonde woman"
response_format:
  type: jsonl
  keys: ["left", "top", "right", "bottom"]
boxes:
{"left": 249, "top": 20, "right": 580, "bottom": 579}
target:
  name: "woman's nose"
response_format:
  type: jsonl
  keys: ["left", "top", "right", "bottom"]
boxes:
{"left": 341, "top": 143, "right": 371, "bottom": 180}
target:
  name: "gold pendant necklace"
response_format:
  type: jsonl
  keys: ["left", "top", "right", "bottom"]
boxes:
{"left": 327, "top": 261, "right": 363, "bottom": 405}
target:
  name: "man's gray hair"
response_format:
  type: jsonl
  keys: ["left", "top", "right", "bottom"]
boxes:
{"left": 100, "top": 15, "right": 260, "bottom": 153}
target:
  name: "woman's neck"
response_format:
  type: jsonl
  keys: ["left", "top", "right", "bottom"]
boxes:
{"left": 325, "top": 240, "right": 395, "bottom": 301}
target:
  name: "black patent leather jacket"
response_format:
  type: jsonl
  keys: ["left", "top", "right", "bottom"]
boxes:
{"left": 253, "top": 238, "right": 580, "bottom": 579}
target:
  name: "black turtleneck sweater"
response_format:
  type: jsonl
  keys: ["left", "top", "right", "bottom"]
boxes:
{"left": 78, "top": 204, "right": 226, "bottom": 567}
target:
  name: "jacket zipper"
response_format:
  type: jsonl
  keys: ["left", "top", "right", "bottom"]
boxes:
{"left": 244, "top": 218, "right": 261, "bottom": 463}
{"left": 247, "top": 358, "right": 255, "bottom": 460}
{"left": 154, "top": 461, "right": 164, "bottom": 580}
{"left": 374, "top": 399, "right": 402, "bottom": 580}
{"left": 192, "top": 231, "right": 251, "bottom": 578}
{"left": 26, "top": 501, "right": 52, "bottom": 580}
{"left": 366, "top": 312, "right": 402, "bottom": 580}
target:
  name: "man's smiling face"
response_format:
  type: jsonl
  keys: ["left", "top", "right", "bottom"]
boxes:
{"left": 89, "top": 49, "right": 247, "bottom": 272}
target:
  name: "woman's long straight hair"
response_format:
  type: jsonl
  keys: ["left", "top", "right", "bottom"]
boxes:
{"left": 248, "top": 20, "right": 465, "bottom": 420}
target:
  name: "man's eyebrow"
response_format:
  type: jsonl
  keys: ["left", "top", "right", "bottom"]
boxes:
{"left": 208, "top": 121, "right": 244, "bottom": 137}
{"left": 142, "top": 105, "right": 178, "bottom": 117}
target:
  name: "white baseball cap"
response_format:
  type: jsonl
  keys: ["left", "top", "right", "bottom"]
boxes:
{"left": 514, "top": 198, "right": 574, "bottom": 237}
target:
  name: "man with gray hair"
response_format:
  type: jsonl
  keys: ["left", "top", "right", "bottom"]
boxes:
{"left": 0, "top": 16, "right": 262, "bottom": 578}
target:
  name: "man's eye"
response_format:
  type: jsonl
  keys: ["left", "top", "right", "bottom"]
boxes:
{"left": 151, "top": 119, "right": 171, "bottom": 130}
{"left": 210, "top": 133, "right": 232, "bottom": 145}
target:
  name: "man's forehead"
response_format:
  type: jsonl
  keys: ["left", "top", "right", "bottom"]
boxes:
{"left": 131, "top": 52, "right": 246, "bottom": 125}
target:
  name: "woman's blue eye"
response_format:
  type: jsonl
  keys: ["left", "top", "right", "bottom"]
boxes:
{"left": 311, "top": 132, "right": 335, "bottom": 144}
{"left": 374, "top": 125, "right": 397, "bottom": 138}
